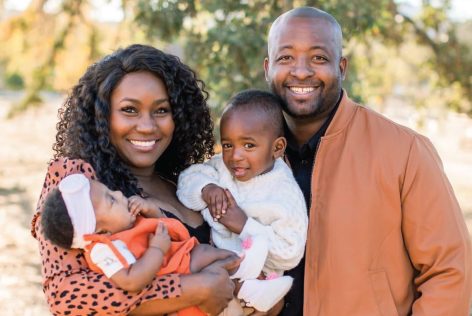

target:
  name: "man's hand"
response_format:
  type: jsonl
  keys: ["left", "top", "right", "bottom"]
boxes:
{"left": 217, "top": 189, "right": 247, "bottom": 234}
{"left": 202, "top": 183, "right": 228, "bottom": 221}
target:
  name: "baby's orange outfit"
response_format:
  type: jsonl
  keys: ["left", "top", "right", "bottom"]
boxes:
{"left": 84, "top": 216, "right": 205, "bottom": 316}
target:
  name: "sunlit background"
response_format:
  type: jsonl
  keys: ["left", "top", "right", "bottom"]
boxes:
{"left": 0, "top": 0, "right": 471, "bottom": 315}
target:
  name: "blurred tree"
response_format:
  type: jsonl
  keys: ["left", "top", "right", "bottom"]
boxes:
{"left": 0, "top": 0, "right": 143, "bottom": 117}
{"left": 133, "top": 0, "right": 472, "bottom": 116}
{"left": 1, "top": 0, "right": 470, "bottom": 117}
{"left": 2, "top": 0, "right": 88, "bottom": 116}
{"left": 397, "top": 1, "right": 472, "bottom": 114}
{"left": 10, "top": 0, "right": 86, "bottom": 117}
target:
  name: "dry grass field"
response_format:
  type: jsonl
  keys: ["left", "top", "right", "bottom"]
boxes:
{"left": 1, "top": 91, "right": 471, "bottom": 315}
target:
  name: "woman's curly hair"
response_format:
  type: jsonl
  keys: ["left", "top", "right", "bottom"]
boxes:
{"left": 54, "top": 44, "right": 214, "bottom": 196}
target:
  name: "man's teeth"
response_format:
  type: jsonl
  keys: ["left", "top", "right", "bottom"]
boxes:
{"left": 130, "top": 140, "right": 156, "bottom": 147}
{"left": 290, "top": 87, "right": 315, "bottom": 94}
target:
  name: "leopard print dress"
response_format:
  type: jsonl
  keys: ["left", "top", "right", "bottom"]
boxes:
{"left": 31, "top": 158, "right": 182, "bottom": 315}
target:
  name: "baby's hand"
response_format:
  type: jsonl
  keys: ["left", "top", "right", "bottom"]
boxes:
{"left": 149, "top": 222, "right": 171, "bottom": 254}
{"left": 129, "top": 195, "right": 159, "bottom": 218}
{"left": 202, "top": 183, "right": 228, "bottom": 221}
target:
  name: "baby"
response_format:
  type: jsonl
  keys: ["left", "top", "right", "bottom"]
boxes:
{"left": 41, "top": 173, "right": 232, "bottom": 316}
{"left": 177, "top": 89, "right": 308, "bottom": 314}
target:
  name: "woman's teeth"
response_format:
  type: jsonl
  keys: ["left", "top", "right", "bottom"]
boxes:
{"left": 130, "top": 140, "right": 156, "bottom": 147}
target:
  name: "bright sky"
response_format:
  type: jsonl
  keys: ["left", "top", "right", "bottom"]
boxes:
{"left": 4, "top": 0, "right": 124, "bottom": 22}
{"left": 4, "top": 0, "right": 472, "bottom": 22}
{"left": 396, "top": 0, "right": 472, "bottom": 21}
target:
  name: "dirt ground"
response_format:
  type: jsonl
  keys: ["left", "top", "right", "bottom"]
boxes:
{"left": 1, "top": 91, "right": 471, "bottom": 315}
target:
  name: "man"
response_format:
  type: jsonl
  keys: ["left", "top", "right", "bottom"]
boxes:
{"left": 264, "top": 7, "right": 472, "bottom": 316}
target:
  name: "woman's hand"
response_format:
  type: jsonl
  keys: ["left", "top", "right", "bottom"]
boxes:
{"left": 195, "top": 253, "right": 242, "bottom": 315}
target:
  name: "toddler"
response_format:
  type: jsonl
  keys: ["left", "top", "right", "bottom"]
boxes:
{"left": 177, "top": 89, "right": 308, "bottom": 314}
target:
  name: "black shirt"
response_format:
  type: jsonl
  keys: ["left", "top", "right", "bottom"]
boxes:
{"left": 279, "top": 94, "right": 341, "bottom": 316}
{"left": 162, "top": 209, "right": 211, "bottom": 244}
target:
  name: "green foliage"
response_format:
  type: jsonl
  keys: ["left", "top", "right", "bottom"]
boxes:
{"left": 132, "top": 0, "right": 471, "bottom": 116}
{"left": 1, "top": 0, "right": 470, "bottom": 117}
{"left": 134, "top": 0, "right": 397, "bottom": 110}
{"left": 135, "top": 1, "right": 277, "bottom": 111}
{"left": 5, "top": 72, "right": 24, "bottom": 90}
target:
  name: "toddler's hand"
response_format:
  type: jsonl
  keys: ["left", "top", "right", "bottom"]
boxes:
{"left": 218, "top": 189, "right": 247, "bottom": 234}
{"left": 202, "top": 183, "right": 228, "bottom": 221}
{"left": 149, "top": 222, "right": 171, "bottom": 254}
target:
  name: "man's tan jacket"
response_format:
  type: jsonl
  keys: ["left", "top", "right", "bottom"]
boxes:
{"left": 304, "top": 93, "right": 472, "bottom": 315}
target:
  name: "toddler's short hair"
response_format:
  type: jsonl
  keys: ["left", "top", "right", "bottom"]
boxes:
{"left": 224, "top": 89, "right": 284, "bottom": 137}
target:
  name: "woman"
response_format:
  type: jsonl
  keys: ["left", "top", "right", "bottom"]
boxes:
{"left": 31, "top": 44, "right": 240, "bottom": 315}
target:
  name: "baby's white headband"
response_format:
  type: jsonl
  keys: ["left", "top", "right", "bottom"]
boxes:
{"left": 58, "top": 174, "right": 96, "bottom": 248}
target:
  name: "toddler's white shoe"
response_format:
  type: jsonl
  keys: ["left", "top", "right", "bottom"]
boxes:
{"left": 237, "top": 276, "right": 293, "bottom": 312}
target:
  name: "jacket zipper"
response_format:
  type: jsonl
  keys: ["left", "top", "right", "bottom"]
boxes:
{"left": 309, "top": 138, "right": 323, "bottom": 210}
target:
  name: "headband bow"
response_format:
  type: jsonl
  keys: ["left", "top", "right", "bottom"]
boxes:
{"left": 58, "top": 174, "right": 96, "bottom": 248}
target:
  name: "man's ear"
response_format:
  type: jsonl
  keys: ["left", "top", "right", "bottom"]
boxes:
{"left": 339, "top": 56, "right": 348, "bottom": 80}
{"left": 263, "top": 57, "right": 269, "bottom": 82}
{"left": 273, "top": 136, "right": 287, "bottom": 159}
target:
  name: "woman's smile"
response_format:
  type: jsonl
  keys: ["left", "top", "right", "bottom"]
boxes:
{"left": 129, "top": 139, "right": 159, "bottom": 151}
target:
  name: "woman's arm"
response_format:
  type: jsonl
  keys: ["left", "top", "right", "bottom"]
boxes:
{"left": 130, "top": 254, "right": 241, "bottom": 316}
{"left": 34, "top": 159, "right": 186, "bottom": 315}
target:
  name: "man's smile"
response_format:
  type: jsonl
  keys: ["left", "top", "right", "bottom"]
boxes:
{"left": 288, "top": 86, "right": 315, "bottom": 94}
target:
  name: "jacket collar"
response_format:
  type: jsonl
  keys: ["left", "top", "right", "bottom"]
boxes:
{"left": 324, "top": 89, "right": 358, "bottom": 138}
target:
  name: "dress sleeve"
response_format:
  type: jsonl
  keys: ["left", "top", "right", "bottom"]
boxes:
{"left": 401, "top": 136, "right": 472, "bottom": 315}
{"left": 31, "top": 157, "right": 183, "bottom": 315}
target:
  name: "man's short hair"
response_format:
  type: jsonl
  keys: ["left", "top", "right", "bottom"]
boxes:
{"left": 268, "top": 7, "right": 343, "bottom": 59}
